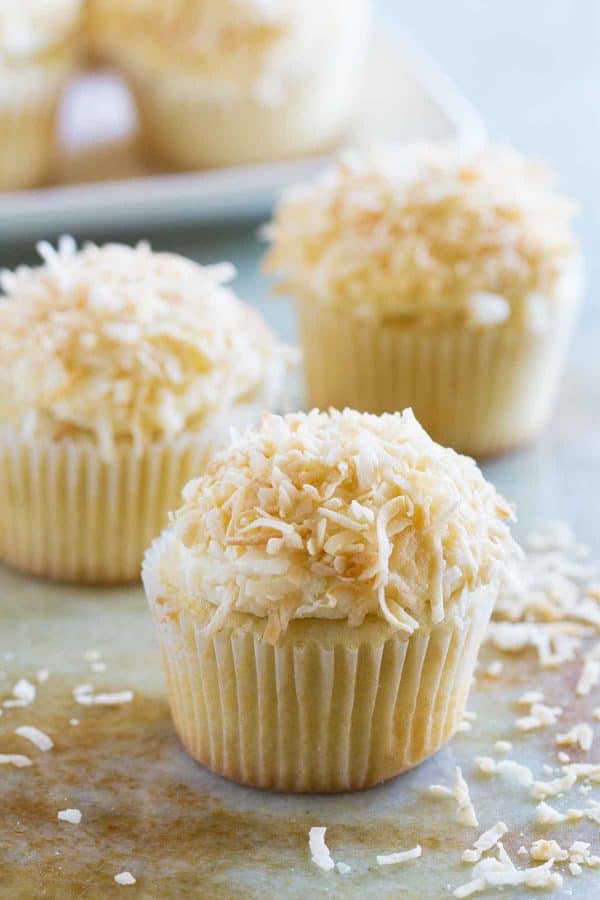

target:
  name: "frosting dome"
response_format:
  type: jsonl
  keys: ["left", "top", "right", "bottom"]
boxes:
{"left": 0, "top": 238, "right": 289, "bottom": 458}
{"left": 160, "top": 408, "right": 519, "bottom": 642}
{"left": 264, "top": 143, "right": 578, "bottom": 326}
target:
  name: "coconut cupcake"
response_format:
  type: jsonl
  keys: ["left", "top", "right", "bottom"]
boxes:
{"left": 143, "top": 408, "right": 518, "bottom": 792}
{"left": 0, "top": 0, "right": 82, "bottom": 190}
{"left": 0, "top": 238, "right": 290, "bottom": 583}
{"left": 264, "top": 144, "right": 582, "bottom": 457}
{"left": 87, "top": 0, "right": 370, "bottom": 169}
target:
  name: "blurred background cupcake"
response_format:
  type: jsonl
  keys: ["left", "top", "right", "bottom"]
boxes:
{"left": 0, "top": 237, "right": 291, "bottom": 583}
{"left": 264, "top": 142, "right": 582, "bottom": 458}
{"left": 0, "top": 0, "right": 82, "bottom": 189}
{"left": 143, "top": 408, "right": 518, "bottom": 792}
{"left": 87, "top": 0, "right": 371, "bottom": 169}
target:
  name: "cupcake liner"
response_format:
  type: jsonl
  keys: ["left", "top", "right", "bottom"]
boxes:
{"left": 144, "top": 541, "right": 494, "bottom": 793}
{"left": 0, "top": 427, "right": 212, "bottom": 583}
{"left": 297, "top": 294, "right": 580, "bottom": 458}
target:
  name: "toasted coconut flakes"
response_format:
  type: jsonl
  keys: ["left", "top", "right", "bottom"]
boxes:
{"left": 462, "top": 823, "right": 508, "bottom": 863}
{"left": 265, "top": 145, "right": 577, "bottom": 326}
{"left": 577, "top": 658, "right": 600, "bottom": 696}
{"left": 11, "top": 678, "right": 36, "bottom": 705}
{"left": 73, "top": 685, "right": 134, "bottom": 706}
{"left": 531, "top": 772, "right": 577, "bottom": 801}
{"left": 530, "top": 839, "right": 568, "bottom": 862}
{"left": 516, "top": 703, "right": 562, "bottom": 731}
{"left": 58, "top": 808, "right": 81, "bottom": 824}
{"left": 309, "top": 827, "right": 335, "bottom": 872}
{"left": 494, "top": 740, "right": 512, "bottom": 754}
{"left": 164, "top": 409, "right": 517, "bottom": 639}
{"left": 15, "top": 725, "right": 53, "bottom": 752}
{"left": 0, "top": 754, "right": 32, "bottom": 767}
{"left": 0, "top": 240, "right": 289, "bottom": 457}
{"left": 377, "top": 845, "right": 422, "bottom": 866}
{"left": 455, "top": 767, "right": 478, "bottom": 828}
{"left": 556, "top": 723, "right": 594, "bottom": 752}
{"left": 536, "top": 802, "right": 567, "bottom": 825}
{"left": 114, "top": 872, "right": 136, "bottom": 886}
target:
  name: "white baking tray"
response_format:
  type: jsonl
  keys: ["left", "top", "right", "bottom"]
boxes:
{"left": 0, "top": 27, "right": 486, "bottom": 241}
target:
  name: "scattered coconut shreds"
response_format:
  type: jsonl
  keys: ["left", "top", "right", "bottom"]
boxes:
{"left": 516, "top": 690, "right": 545, "bottom": 707}
{"left": 457, "top": 721, "right": 473, "bottom": 733}
{"left": 336, "top": 862, "right": 351, "bottom": 874}
{"left": 474, "top": 757, "right": 533, "bottom": 788}
{"left": 462, "top": 823, "right": 508, "bottom": 863}
{"left": 536, "top": 801, "right": 567, "bottom": 825}
{"left": 58, "top": 809, "right": 81, "bottom": 825}
{"left": 576, "top": 658, "right": 600, "bottom": 696}
{"left": 377, "top": 845, "right": 422, "bottom": 866}
{"left": 455, "top": 768, "right": 478, "bottom": 828}
{"left": 3, "top": 677, "right": 37, "bottom": 708}
{"left": 530, "top": 772, "right": 577, "bottom": 801}
{"left": 556, "top": 723, "right": 594, "bottom": 752}
{"left": 91, "top": 661, "right": 107, "bottom": 673}
{"left": 70, "top": 718, "right": 79, "bottom": 726}
{"left": 15, "top": 725, "right": 53, "bottom": 752}
{"left": 453, "top": 853, "right": 562, "bottom": 897}
{"left": 494, "top": 740, "right": 512, "bottom": 755}
{"left": 114, "top": 872, "right": 136, "bottom": 886}
{"left": 530, "top": 839, "right": 568, "bottom": 862}
{"left": 72, "top": 685, "right": 134, "bottom": 706}
{"left": 309, "top": 827, "right": 335, "bottom": 872}
{"left": 429, "top": 784, "right": 454, "bottom": 798}
{"left": 515, "top": 703, "right": 562, "bottom": 731}
{"left": 570, "top": 861, "right": 582, "bottom": 875}
{"left": 562, "top": 763, "right": 600, "bottom": 783}
{"left": 36, "top": 669, "right": 49, "bottom": 683}
{"left": 0, "top": 754, "right": 32, "bottom": 767}
{"left": 84, "top": 649, "right": 102, "bottom": 662}
{"left": 558, "top": 752, "right": 570, "bottom": 763}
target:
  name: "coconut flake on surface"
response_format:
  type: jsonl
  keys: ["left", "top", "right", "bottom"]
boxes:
{"left": 15, "top": 725, "right": 53, "bottom": 752}
{"left": 0, "top": 754, "right": 32, "bottom": 767}
{"left": 114, "top": 872, "right": 136, "bottom": 886}
{"left": 455, "top": 768, "right": 478, "bottom": 828}
{"left": 309, "top": 827, "right": 335, "bottom": 872}
{"left": 73, "top": 684, "right": 134, "bottom": 706}
{"left": 556, "top": 723, "right": 594, "bottom": 752}
{"left": 58, "top": 808, "right": 81, "bottom": 824}
{"left": 377, "top": 845, "right": 422, "bottom": 866}
{"left": 461, "top": 823, "right": 508, "bottom": 863}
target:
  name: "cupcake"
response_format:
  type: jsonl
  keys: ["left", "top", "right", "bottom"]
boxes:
{"left": 264, "top": 144, "right": 582, "bottom": 457}
{"left": 87, "top": 0, "right": 370, "bottom": 169}
{"left": 143, "top": 408, "right": 518, "bottom": 792}
{"left": 0, "top": 0, "right": 82, "bottom": 190}
{"left": 0, "top": 237, "right": 290, "bottom": 583}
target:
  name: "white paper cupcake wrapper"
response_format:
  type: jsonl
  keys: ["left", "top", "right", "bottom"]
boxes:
{"left": 297, "top": 297, "right": 580, "bottom": 457}
{"left": 144, "top": 540, "right": 494, "bottom": 792}
{"left": 0, "top": 428, "right": 214, "bottom": 583}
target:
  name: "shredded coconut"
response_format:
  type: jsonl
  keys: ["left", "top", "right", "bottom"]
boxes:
{"left": 309, "top": 826, "right": 335, "bottom": 872}
{"left": 265, "top": 144, "right": 578, "bottom": 327}
{"left": 0, "top": 238, "right": 289, "bottom": 459}
{"left": 455, "top": 767, "right": 479, "bottom": 828}
{"left": 377, "top": 845, "right": 422, "bottom": 866}
{"left": 15, "top": 725, "right": 53, "bottom": 752}
{"left": 73, "top": 684, "right": 134, "bottom": 706}
{"left": 0, "top": 754, "right": 32, "bottom": 767}
{"left": 556, "top": 723, "right": 594, "bottom": 752}
{"left": 58, "top": 808, "right": 81, "bottom": 824}
{"left": 159, "top": 408, "right": 517, "bottom": 640}
{"left": 114, "top": 872, "right": 136, "bottom": 886}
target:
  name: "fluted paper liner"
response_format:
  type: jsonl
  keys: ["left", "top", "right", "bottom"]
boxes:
{"left": 0, "top": 429, "right": 214, "bottom": 583}
{"left": 297, "top": 295, "right": 580, "bottom": 458}
{"left": 143, "top": 539, "right": 495, "bottom": 792}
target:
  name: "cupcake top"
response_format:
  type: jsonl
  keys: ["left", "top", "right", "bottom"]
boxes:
{"left": 0, "top": 0, "right": 81, "bottom": 59}
{"left": 0, "top": 237, "right": 289, "bottom": 458}
{"left": 89, "top": 0, "right": 366, "bottom": 103}
{"left": 157, "top": 408, "right": 518, "bottom": 642}
{"left": 264, "top": 144, "right": 579, "bottom": 327}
